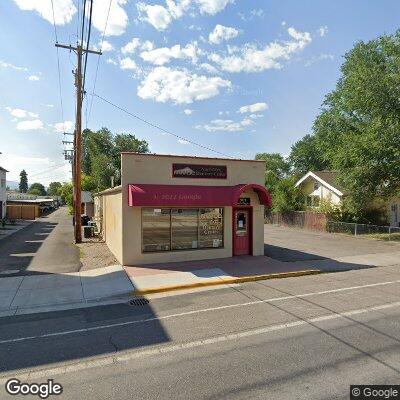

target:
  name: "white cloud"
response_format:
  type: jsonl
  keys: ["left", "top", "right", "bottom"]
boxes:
{"left": 196, "top": 0, "right": 234, "bottom": 15}
{"left": 119, "top": 57, "right": 139, "bottom": 71}
{"left": 53, "top": 120, "right": 73, "bottom": 133}
{"left": 318, "top": 25, "right": 328, "bottom": 37}
{"left": 140, "top": 43, "right": 199, "bottom": 65}
{"left": 178, "top": 139, "right": 190, "bottom": 144}
{"left": 198, "top": 63, "right": 220, "bottom": 74}
{"left": 28, "top": 75, "right": 40, "bottom": 81}
{"left": 137, "top": 0, "right": 234, "bottom": 30}
{"left": 137, "top": 66, "right": 231, "bottom": 104}
{"left": 196, "top": 117, "right": 254, "bottom": 132}
{"left": 106, "top": 58, "right": 118, "bottom": 66}
{"left": 5, "top": 107, "right": 38, "bottom": 118}
{"left": 183, "top": 109, "right": 194, "bottom": 115}
{"left": 137, "top": 2, "right": 173, "bottom": 31}
{"left": 281, "top": 21, "right": 286, "bottom": 26}
{"left": 16, "top": 119, "right": 44, "bottom": 131}
{"left": 238, "top": 8, "right": 265, "bottom": 21}
{"left": 305, "top": 53, "right": 334, "bottom": 67}
{"left": 238, "top": 102, "right": 268, "bottom": 114}
{"left": 0, "top": 60, "right": 28, "bottom": 72}
{"left": 209, "top": 24, "right": 239, "bottom": 45}
{"left": 209, "top": 27, "right": 312, "bottom": 73}
{"left": 91, "top": 0, "right": 128, "bottom": 36}
{"left": 13, "top": 0, "right": 76, "bottom": 25}
{"left": 100, "top": 40, "right": 114, "bottom": 52}
{"left": 121, "top": 38, "right": 141, "bottom": 54}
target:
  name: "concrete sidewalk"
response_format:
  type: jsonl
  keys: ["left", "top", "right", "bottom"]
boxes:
{"left": 124, "top": 256, "right": 320, "bottom": 295}
{"left": 0, "top": 265, "right": 134, "bottom": 317}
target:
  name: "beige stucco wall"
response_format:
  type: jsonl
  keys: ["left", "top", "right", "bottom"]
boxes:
{"left": 118, "top": 154, "right": 266, "bottom": 265}
{"left": 0, "top": 170, "right": 6, "bottom": 219}
{"left": 301, "top": 179, "right": 342, "bottom": 206}
{"left": 101, "top": 189, "right": 123, "bottom": 264}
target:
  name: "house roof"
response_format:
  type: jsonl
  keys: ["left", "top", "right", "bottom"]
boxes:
{"left": 0, "top": 166, "right": 9, "bottom": 173}
{"left": 295, "top": 170, "right": 344, "bottom": 197}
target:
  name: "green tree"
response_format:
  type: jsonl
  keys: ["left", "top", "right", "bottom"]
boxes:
{"left": 47, "top": 182, "right": 62, "bottom": 196}
{"left": 289, "top": 134, "right": 330, "bottom": 174}
{"left": 255, "top": 153, "right": 290, "bottom": 194}
{"left": 59, "top": 182, "right": 73, "bottom": 213}
{"left": 311, "top": 31, "right": 400, "bottom": 215}
{"left": 272, "top": 176, "right": 305, "bottom": 213}
{"left": 28, "top": 182, "right": 46, "bottom": 196}
{"left": 19, "top": 170, "right": 28, "bottom": 193}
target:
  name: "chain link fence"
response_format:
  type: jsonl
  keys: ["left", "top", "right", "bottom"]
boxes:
{"left": 327, "top": 221, "right": 400, "bottom": 241}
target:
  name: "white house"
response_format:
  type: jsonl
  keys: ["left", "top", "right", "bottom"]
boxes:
{"left": 295, "top": 171, "right": 344, "bottom": 208}
{"left": 0, "top": 166, "right": 8, "bottom": 219}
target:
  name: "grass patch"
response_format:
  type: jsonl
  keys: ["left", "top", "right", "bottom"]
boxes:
{"left": 365, "top": 232, "right": 400, "bottom": 241}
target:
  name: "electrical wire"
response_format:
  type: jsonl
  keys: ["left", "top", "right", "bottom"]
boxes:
{"left": 87, "top": 0, "right": 113, "bottom": 128}
{"left": 29, "top": 163, "right": 69, "bottom": 178}
{"left": 82, "top": 0, "right": 93, "bottom": 94}
{"left": 93, "top": 93, "right": 233, "bottom": 158}
{"left": 51, "top": 0, "right": 65, "bottom": 132}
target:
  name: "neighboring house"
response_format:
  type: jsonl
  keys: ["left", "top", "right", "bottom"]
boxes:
{"left": 82, "top": 191, "right": 94, "bottom": 218}
{"left": 295, "top": 171, "right": 344, "bottom": 208}
{"left": 0, "top": 167, "right": 8, "bottom": 218}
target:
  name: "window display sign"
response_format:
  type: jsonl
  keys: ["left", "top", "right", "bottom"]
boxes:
{"left": 172, "top": 164, "right": 227, "bottom": 179}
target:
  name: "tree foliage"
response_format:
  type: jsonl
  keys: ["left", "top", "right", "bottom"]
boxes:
{"left": 28, "top": 182, "right": 46, "bottom": 196}
{"left": 82, "top": 127, "right": 149, "bottom": 190}
{"left": 255, "top": 153, "right": 290, "bottom": 194}
{"left": 19, "top": 170, "right": 28, "bottom": 193}
{"left": 272, "top": 176, "right": 305, "bottom": 213}
{"left": 47, "top": 182, "right": 62, "bottom": 196}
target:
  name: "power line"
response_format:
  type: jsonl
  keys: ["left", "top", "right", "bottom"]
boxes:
{"left": 87, "top": 0, "right": 113, "bottom": 127}
{"left": 80, "top": 0, "right": 87, "bottom": 48}
{"left": 82, "top": 0, "right": 93, "bottom": 94}
{"left": 29, "top": 163, "right": 69, "bottom": 178}
{"left": 93, "top": 93, "right": 233, "bottom": 159}
{"left": 51, "top": 0, "right": 65, "bottom": 131}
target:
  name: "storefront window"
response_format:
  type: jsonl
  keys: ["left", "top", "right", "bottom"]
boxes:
{"left": 172, "top": 209, "right": 199, "bottom": 250}
{"left": 142, "top": 209, "right": 171, "bottom": 252}
{"left": 142, "top": 208, "right": 224, "bottom": 252}
{"left": 199, "top": 208, "right": 223, "bottom": 248}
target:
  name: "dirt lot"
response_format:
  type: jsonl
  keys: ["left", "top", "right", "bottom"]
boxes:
{"left": 77, "top": 238, "right": 118, "bottom": 271}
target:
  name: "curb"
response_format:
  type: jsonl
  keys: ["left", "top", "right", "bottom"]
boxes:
{"left": 130, "top": 269, "right": 321, "bottom": 296}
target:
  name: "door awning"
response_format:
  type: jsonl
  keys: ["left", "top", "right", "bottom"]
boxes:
{"left": 128, "top": 184, "right": 272, "bottom": 208}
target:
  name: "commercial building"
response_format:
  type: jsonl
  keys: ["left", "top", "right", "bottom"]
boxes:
{"left": 95, "top": 153, "right": 271, "bottom": 266}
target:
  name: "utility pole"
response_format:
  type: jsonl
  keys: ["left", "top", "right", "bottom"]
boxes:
{"left": 55, "top": 43, "right": 101, "bottom": 243}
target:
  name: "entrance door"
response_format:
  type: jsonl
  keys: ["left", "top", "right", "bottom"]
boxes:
{"left": 233, "top": 209, "right": 251, "bottom": 256}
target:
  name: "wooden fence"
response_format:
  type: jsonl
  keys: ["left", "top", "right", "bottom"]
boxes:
{"left": 265, "top": 211, "right": 327, "bottom": 232}
{"left": 6, "top": 205, "right": 40, "bottom": 220}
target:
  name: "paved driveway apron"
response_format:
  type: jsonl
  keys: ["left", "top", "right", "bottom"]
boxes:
{"left": 0, "top": 207, "right": 80, "bottom": 276}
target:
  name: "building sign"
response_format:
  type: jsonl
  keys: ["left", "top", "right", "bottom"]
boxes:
{"left": 172, "top": 164, "right": 227, "bottom": 179}
{"left": 237, "top": 197, "right": 251, "bottom": 206}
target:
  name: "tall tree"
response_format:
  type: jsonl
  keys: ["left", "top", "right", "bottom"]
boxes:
{"left": 19, "top": 170, "right": 28, "bottom": 193}
{"left": 303, "top": 31, "right": 400, "bottom": 215}
{"left": 255, "top": 153, "right": 290, "bottom": 194}
{"left": 47, "top": 182, "right": 62, "bottom": 196}
{"left": 289, "top": 134, "right": 330, "bottom": 174}
{"left": 28, "top": 182, "right": 46, "bottom": 196}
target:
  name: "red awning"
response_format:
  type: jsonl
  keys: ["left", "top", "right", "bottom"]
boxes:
{"left": 128, "top": 184, "right": 272, "bottom": 208}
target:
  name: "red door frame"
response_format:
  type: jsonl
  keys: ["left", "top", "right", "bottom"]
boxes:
{"left": 232, "top": 206, "right": 253, "bottom": 256}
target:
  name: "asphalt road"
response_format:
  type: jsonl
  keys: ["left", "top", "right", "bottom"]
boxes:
{"left": 264, "top": 224, "right": 400, "bottom": 262}
{"left": 1, "top": 264, "right": 399, "bottom": 399}
{"left": 0, "top": 207, "right": 80, "bottom": 276}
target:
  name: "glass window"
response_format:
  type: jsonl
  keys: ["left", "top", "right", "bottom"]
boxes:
{"left": 171, "top": 209, "right": 199, "bottom": 250}
{"left": 142, "top": 209, "right": 171, "bottom": 252}
{"left": 141, "top": 208, "right": 224, "bottom": 252}
{"left": 236, "top": 211, "right": 247, "bottom": 234}
{"left": 199, "top": 208, "right": 224, "bottom": 248}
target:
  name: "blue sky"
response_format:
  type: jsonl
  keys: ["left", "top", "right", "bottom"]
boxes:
{"left": 0, "top": 0, "right": 399, "bottom": 185}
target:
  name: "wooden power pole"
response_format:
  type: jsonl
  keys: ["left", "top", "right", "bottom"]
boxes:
{"left": 55, "top": 43, "right": 101, "bottom": 243}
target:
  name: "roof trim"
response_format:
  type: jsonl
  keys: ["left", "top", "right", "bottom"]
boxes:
{"left": 121, "top": 152, "right": 265, "bottom": 163}
{"left": 295, "top": 171, "right": 344, "bottom": 196}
